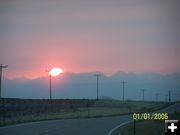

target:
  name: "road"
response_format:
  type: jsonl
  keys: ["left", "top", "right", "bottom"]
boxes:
{"left": 0, "top": 103, "right": 179, "bottom": 135}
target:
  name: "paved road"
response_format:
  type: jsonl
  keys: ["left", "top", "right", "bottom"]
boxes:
{"left": 110, "top": 102, "right": 180, "bottom": 135}
{"left": 0, "top": 103, "right": 179, "bottom": 135}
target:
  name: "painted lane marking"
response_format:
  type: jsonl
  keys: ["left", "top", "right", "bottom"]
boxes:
{"left": 107, "top": 120, "right": 133, "bottom": 135}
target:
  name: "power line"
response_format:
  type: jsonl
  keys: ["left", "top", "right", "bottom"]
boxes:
{"left": 121, "top": 80, "right": 127, "bottom": 101}
{"left": 94, "top": 74, "right": 101, "bottom": 100}
{"left": 0, "top": 64, "right": 8, "bottom": 98}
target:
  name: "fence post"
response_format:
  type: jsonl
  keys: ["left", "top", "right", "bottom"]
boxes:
{"left": 134, "top": 119, "right": 136, "bottom": 135}
{"left": 2, "top": 98, "right": 5, "bottom": 126}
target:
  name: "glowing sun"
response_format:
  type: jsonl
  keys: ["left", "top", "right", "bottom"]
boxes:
{"left": 49, "top": 67, "right": 63, "bottom": 76}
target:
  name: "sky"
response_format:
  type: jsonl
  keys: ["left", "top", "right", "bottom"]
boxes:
{"left": 1, "top": 0, "right": 180, "bottom": 79}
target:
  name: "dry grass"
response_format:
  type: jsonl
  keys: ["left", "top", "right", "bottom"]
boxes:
{"left": 121, "top": 112, "right": 180, "bottom": 135}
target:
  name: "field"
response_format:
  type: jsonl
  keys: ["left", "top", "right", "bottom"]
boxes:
{"left": 0, "top": 98, "right": 171, "bottom": 126}
{"left": 120, "top": 112, "right": 180, "bottom": 135}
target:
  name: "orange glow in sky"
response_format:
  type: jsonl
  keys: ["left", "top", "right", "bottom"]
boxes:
{"left": 1, "top": 1, "right": 180, "bottom": 79}
{"left": 49, "top": 68, "right": 63, "bottom": 77}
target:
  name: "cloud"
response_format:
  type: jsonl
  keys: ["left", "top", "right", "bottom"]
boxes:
{"left": 2, "top": 72, "right": 180, "bottom": 101}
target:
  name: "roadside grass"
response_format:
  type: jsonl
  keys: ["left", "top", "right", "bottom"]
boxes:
{"left": 0, "top": 99, "right": 172, "bottom": 126}
{"left": 121, "top": 112, "right": 180, "bottom": 135}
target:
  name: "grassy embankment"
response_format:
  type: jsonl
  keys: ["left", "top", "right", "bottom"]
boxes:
{"left": 121, "top": 112, "right": 180, "bottom": 135}
{"left": 0, "top": 98, "right": 171, "bottom": 126}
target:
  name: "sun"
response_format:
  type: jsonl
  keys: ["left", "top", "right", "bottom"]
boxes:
{"left": 49, "top": 67, "right": 63, "bottom": 76}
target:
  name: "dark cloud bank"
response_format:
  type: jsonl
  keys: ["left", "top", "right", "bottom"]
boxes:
{"left": 2, "top": 72, "right": 180, "bottom": 101}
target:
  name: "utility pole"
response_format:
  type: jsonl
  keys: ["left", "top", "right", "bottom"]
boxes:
{"left": 0, "top": 64, "right": 8, "bottom": 126}
{"left": 46, "top": 70, "right": 52, "bottom": 100}
{"left": 49, "top": 74, "right": 52, "bottom": 100}
{"left": 121, "top": 80, "right": 127, "bottom": 101}
{"left": 141, "top": 89, "right": 145, "bottom": 101}
{"left": 94, "top": 74, "right": 101, "bottom": 100}
{"left": 0, "top": 64, "right": 8, "bottom": 98}
{"left": 168, "top": 91, "right": 171, "bottom": 103}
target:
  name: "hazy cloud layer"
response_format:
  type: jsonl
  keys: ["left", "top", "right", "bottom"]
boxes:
{"left": 2, "top": 72, "right": 180, "bottom": 101}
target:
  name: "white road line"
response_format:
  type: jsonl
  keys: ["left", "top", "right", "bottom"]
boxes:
{"left": 107, "top": 103, "right": 180, "bottom": 135}
{"left": 0, "top": 120, "right": 58, "bottom": 129}
{"left": 0, "top": 121, "right": 41, "bottom": 129}
{"left": 107, "top": 120, "right": 133, "bottom": 135}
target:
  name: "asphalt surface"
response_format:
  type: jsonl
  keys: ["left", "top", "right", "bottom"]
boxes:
{"left": 0, "top": 103, "right": 179, "bottom": 135}
{"left": 110, "top": 102, "right": 180, "bottom": 135}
